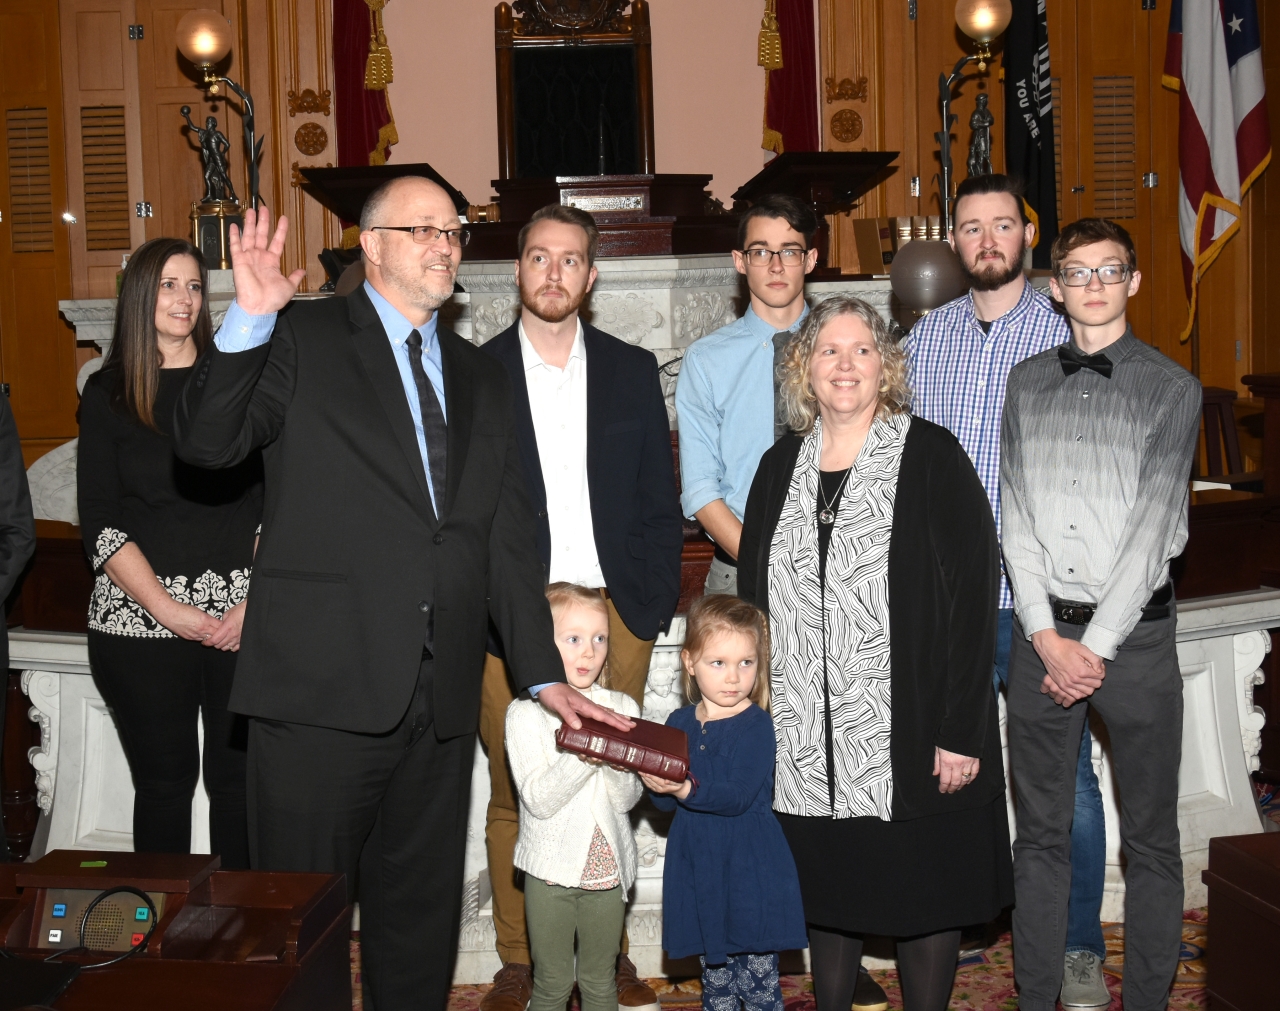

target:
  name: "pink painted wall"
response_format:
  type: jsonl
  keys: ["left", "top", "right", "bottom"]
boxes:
{"left": 383, "top": 0, "right": 767, "bottom": 208}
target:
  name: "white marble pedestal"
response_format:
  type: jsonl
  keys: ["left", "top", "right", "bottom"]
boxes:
{"left": 12, "top": 628, "right": 211, "bottom": 857}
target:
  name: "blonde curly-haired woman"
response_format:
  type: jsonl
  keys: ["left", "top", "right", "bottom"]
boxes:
{"left": 737, "top": 295, "right": 1013, "bottom": 1011}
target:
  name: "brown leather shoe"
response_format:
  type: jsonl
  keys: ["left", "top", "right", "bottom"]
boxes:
{"left": 616, "top": 954, "right": 660, "bottom": 1011}
{"left": 480, "top": 962, "right": 533, "bottom": 1011}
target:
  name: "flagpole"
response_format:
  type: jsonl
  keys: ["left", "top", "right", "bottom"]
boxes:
{"left": 1190, "top": 306, "right": 1201, "bottom": 379}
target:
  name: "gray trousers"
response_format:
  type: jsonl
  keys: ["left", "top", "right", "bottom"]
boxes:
{"left": 1007, "top": 614, "right": 1183, "bottom": 1011}
{"left": 704, "top": 555, "right": 738, "bottom": 597}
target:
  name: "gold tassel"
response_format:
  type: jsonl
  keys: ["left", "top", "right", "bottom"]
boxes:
{"left": 370, "top": 91, "right": 400, "bottom": 166}
{"left": 758, "top": 0, "right": 783, "bottom": 71}
{"left": 762, "top": 72, "right": 784, "bottom": 155}
{"left": 364, "top": 0, "right": 394, "bottom": 90}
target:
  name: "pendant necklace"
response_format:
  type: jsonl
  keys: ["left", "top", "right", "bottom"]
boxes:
{"left": 818, "top": 466, "right": 853, "bottom": 526}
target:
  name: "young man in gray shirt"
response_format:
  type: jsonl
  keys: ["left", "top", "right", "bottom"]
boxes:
{"left": 1000, "top": 218, "right": 1200, "bottom": 1011}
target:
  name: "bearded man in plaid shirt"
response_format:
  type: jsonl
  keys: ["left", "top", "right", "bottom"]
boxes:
{"left": 904, "top": 175, "right": 1112, "bottom": 1010}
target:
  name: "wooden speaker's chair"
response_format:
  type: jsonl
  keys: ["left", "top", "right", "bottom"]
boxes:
{"left": 494, "top": 1, "right": 655, "bottom": 180}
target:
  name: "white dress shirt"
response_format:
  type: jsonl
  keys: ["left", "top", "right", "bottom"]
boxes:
{"left": 519, "top": 320, "right": 604, "bottom": 588}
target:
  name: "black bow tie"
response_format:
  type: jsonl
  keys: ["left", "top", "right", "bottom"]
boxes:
{"left": 1058, "top": 344, "right": 1113, "bottom": 379}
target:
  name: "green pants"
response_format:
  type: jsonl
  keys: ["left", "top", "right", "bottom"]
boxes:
{"left": 525, "top": 876, "right": 626, "bottom": 1011}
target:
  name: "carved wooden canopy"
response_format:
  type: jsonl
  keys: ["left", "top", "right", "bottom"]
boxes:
{"left": 512, "top": 0, "right": 630, "bottom": 36}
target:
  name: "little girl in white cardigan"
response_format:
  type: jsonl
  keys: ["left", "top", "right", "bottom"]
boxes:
{"left": 505, "top": 582, "right": 644, "bottom": 1011}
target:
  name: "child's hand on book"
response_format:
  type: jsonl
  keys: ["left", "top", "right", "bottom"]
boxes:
{"left": 578, "top": 754, "right": 631, "bottom": 774}
{"left": 641, "top": 772, "right": 692, "bottom": 800}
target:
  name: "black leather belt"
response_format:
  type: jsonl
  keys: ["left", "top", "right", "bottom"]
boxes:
{"left": 1051, "top": 582, "right": 1173, "bottom": 626}
{"left": 713, "top": 544, "right": 737, "bottom": 567}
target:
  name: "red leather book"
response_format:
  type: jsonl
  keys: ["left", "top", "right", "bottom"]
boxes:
{"left": 555, "top": 715, "right": 689, "bottom": 782}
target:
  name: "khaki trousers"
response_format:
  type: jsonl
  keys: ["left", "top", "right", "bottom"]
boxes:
{"left": 478, "top": 595, "right": 654, "bottom": 965}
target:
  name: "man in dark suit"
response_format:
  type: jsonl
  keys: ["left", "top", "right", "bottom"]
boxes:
{"left": 173, "top": 182, "right": 630, "bottom": 1011}
{"left": 0, "top": 391, "right": 35, "bottom": 862}
{"left": 475, "top": 205, "right": 682, "bottom": 1011}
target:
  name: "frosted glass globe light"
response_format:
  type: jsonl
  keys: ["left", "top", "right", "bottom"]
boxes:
{"left": 176, "top": 9, "right": 233, "bottom": 67}
{"left": 955, "top": 0, "right": 1012, "bottom": 44}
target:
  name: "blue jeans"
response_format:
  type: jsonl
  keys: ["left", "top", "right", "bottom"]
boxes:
{"left": 995, "top": 608, "right": 1106, "bottom": 959}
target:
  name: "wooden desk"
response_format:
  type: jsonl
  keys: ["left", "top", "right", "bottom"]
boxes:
{"left": 0, "top": 853, "right": 352, "bottom": 1010}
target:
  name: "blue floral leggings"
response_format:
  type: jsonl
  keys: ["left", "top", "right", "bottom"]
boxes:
{"left": 700, "top": 952, "right": 784, "bottom": 1011}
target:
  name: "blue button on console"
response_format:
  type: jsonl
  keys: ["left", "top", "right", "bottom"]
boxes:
{"left": 52, "top": 903, "right": 66, "bottom": 918}
{"left": 135, "top": 906, "right": 149, "bottom": 921}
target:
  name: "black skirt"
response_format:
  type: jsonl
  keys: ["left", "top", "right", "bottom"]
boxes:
{"left": 777, "top": 793, "right": 1014, "bottom": 937}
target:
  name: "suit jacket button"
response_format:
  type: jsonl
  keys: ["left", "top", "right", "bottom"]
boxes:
{"left": 418, "top": 600, "right": 430, "bottom": 612}
{"left": 433, "top": 533, "right": 443, "bottom": 545}
{"left": 537, "top": 510, "right": 546, "bottom": 518}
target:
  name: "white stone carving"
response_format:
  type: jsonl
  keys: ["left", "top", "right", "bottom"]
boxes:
{"left": 472, "top": 296, "right": 519, "bottom": 343}
{"left": 674, "top": 291, "right": 736, "bottom": 343}
{"left": 588, "top": 292, "right": 664, "bottom": 345}
{"left": 1234, "top": 629, "right": 1269, "bottom": 773}
{"left": 27, "top": 439, "right": 79, "bottom": 525}
{"left": 15, "top": 631, "right": 212, "bottom": 858}
{"left": 23, "top": 669, "right": 59, "bottom": 815}
{"left": 652, "top": 349, "right": 683, "bottom": 429}
{"left": 643, "top": 616, "right": 687, "bottom": 724}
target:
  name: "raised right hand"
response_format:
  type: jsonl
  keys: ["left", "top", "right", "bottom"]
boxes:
{"left": 228, "top": 205, "right": 307, "bottom": 315}
{"left": 156, "top": 600, "right": 223, "bottom": 642}
{"left": 1031, "top": 628, "right": 1105, "bottom": 706}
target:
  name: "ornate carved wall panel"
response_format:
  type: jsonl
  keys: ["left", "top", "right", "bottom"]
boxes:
{"left": 240, "top": 0, "right": 338, "bottom": 291}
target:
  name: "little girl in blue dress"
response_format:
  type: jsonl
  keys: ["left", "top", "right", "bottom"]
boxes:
{"left": 642, "top": 594, "right": 807, "bottom": 1011}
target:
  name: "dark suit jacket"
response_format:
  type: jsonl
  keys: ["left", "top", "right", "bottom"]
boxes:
{"left": 173, "top": 286, "right": 564, "bottom": 737}
{"left": 482, "top": 322, "right": 682, "bottom": 641}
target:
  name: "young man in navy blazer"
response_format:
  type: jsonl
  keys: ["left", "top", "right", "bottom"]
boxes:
{"left": 478, "top": 204, "right": 683, "bottom": 1011}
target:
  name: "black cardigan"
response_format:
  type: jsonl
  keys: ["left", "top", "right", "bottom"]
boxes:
{"left": 738, "top": 416, "right": 1005, "bottom": 821}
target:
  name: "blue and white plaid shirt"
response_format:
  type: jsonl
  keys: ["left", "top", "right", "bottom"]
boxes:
{"left": 903, "top": 280, "right": 1069, "bottom": 608}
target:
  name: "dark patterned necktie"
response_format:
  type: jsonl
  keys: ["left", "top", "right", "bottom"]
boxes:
{"left": 1058, "top": 343, "right": 1114, "bottom": 379}
{"left": 406, "top": 329, "right": 448, "bottom": 519}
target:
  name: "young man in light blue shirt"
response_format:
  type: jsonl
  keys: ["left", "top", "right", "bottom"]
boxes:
{"left": 675, "top": 194, "right": 817, "bottom": 598}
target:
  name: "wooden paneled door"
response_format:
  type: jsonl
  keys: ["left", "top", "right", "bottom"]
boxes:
{"left": 1049, "top": 0, "right": 1191, "bottom": 370}
{"left": 0, "top": 0, "right": 80, "bottom": 458}
{"left": 134, "top": 0, "right": 243, "bottom": 245}
{"left": 58, "top": 0, "right": 148, "bottom": 299}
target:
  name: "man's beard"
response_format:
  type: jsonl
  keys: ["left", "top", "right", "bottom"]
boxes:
{"left": 520, "top": 281, "right": 586, "bottom": 324}
{"left": 963, "top": 239, "right": 1027, "bottom": 292}
{"left": 380, "top": 254, "right": 456, "bottom": 313}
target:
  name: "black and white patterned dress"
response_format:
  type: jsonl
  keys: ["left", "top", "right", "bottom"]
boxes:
{"left": 78, "top": 367, "right": 262, "bottom": 635}
{"left": 758, "top": 413, "right": 1014, "bottom": 937}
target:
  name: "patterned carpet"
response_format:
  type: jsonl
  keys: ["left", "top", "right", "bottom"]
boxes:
{"left": 346, "top": 911, "right": 1207, "bottom": 1011}
{"left": 345, "top": 781, "right": 1280, "bottom": 1010}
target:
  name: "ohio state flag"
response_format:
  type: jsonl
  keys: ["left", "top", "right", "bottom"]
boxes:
{"left": 1163, "top": 0, "right": 1271, "bottom": 341}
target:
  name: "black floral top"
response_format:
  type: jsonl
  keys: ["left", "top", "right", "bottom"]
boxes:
{"left": 77, "top": 366, "right": 263, "bottom": 637}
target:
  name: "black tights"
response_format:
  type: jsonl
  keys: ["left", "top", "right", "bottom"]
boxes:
{"left": 809, "top": 924, "right": 961, "bottom": 1011}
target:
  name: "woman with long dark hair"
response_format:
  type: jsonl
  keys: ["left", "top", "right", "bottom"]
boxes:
{"left": 77, "top": 237, "right": 261, "bottom": 866}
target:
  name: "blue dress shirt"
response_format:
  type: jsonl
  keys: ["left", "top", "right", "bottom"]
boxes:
{"left": 674, "top": 304, "right": 809, "bottom": 523}
{"left": 214, "top": 282, "right": 448, "bottom": 515}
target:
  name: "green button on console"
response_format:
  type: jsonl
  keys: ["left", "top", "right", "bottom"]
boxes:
{"left": 135, "top": 906, "right": 149, "bottom": 921}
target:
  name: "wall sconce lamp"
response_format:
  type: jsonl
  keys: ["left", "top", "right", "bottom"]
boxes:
{"left": 936, "top": 0, "right": 1012, "bottom": 233}
{"left": 176, "top": 8, "right": 262, "bottom": 208}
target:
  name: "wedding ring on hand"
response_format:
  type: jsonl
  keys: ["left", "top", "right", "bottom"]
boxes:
{"left": 961, "top": 772, "right": 971, "bottom": 779}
